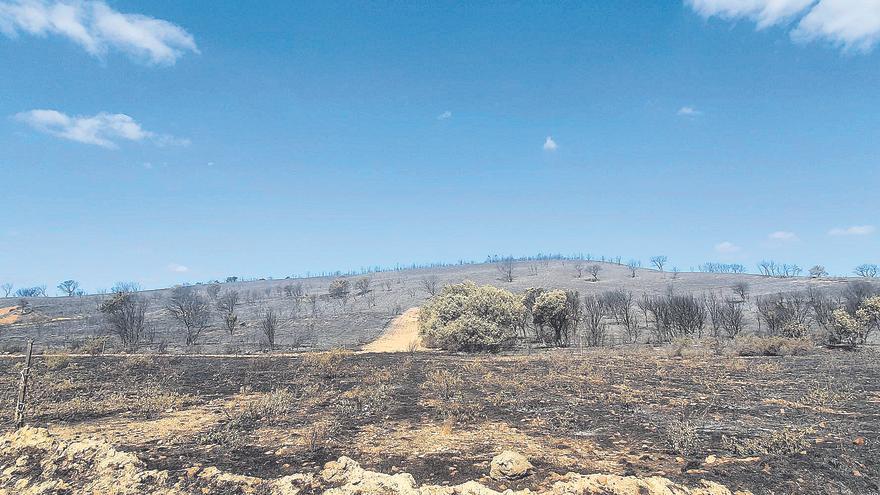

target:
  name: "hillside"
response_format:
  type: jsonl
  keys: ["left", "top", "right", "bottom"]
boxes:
{"left": 0, "top": 260, "right": 874, "bottom": 353}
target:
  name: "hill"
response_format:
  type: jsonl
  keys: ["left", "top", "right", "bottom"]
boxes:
{"left": 0, "top": 259, "right": 875, "bottom": 353}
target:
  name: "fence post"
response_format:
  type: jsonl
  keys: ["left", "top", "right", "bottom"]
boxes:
{"left": 15, "top": 339, "right": 34, "bottom": 428}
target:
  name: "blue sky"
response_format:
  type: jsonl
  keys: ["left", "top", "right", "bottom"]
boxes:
{"left": 1, "top": 0, "right": 878, "bottom": 292}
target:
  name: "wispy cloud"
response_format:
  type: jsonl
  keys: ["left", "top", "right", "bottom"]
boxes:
{"left": 828, "top": 225, "right": 876, "bottom": 236}
{"left": 714, "top": 241, "right": 741, "bottom": 254}
{"left": 677, "top": 106, "right": 702, "bottom": 117}
{"left": 543, "top": 136, "right": 558, "bottom": 151}
{"left": 168, "top": 263, "right": 188, "bottom": 273}
{"left": 14, "top": 109, "right": 188, "bottom": 148}
{"left": 0, "top": 0, "right": 198, "bottom": 64}
{"left": 437, "top": 110, "right": 452, "bottom": 120}
{"left": 686, "top": 0, "right": 880, "bottom": 53}
{"left": 768, "top": 230, "right": 798, "bottom": 241}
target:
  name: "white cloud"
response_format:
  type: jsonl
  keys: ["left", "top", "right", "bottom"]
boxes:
{"left": 14, "top": 109, "right": 187, "bottom": 148}
{"left": 677, "top": 106, "right": 703, "bottom": 117}
{"left": 768, "top": 230, "right": 798, "bottom": 241}
{"left": 714, "top": 241, "right": 742, "bottom": 253}
{"left": 543, "top": 136, "right": 558, "bottom": 151}
{"left": 687, "top": 0, "right": 813, "bottom": 28}
{"left": 792, "top": 0, "right": 880, "bottom": 53}
{"left": 686, "top": 0, "right": 880, "bottom": 53}
{"left": 168, "top": 263, "right": 188, "bottom": 273}
{"left": 437, "top": 110, "right": 452, "bottom": 120}
{"left": 0, "top": 0, "right": 198, "bottom": 64}
{"left": 828, "top": 225, "right": 876, "bottom": 236}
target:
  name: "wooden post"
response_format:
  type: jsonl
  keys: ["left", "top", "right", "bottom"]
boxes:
{"left": 15, "top": 340, "right": 34, "bottom": 428}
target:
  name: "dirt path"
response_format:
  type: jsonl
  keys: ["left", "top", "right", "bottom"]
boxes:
{"left": 0, "top": 306, "right": 19, "bottom": 325}
{"left": 361, "top": 307, "right": 422, "bottom": 353}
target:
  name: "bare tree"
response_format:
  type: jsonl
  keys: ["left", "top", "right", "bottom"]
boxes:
{"left": 650, "top": 255, "right": 668, "bottom": 272}
{"left": 166, "top": 286, "right": 211, "bottom": 346}
{"left": 216, "top": 289, "right": 240, "bottom": 335}
{"left": 719, "top": 299, "right": 745, "bottom": 338}
{"left": 582, "top": 294, "right": 607, "bottom": 347}
{"left": 1, "top": 283, "right": 11, "bottom": 297}
{"left": 260, "top": 307, "right": 280, "bottom": 350}
{"left": 588, "top": 264, "right": 601, "bottom": 282}
{"left": 99, "top": 289, "right": 148, "bottom": 351}
{"left": 756, "top": 292, "right": 811, "bottom": 337}
{"left": 15, "top": 287, "right": 44, "bottom": 297}
{"left": 809, "top": 265, "right": 828, "bottom": 278}
{"left": 600, "top": 289, "right": 639, "bottom": 343}
{"left": 354, "top": 277, "right": 371, "bottom": 296}
{"left": 421, "top": 275, "right": 439, "bottom": 296}
{"left": 731, "top": 282, "right": 750, "bottom": 302}
{"left": 626, "top": 259, "right": 641, "bottom": 278}
{"left": 496, "top": 257, "right": 515, "bottom": 282}
{"left": 704, "top": 292, "right": 723, "bottom": 338}
{"left": 112, "top": 281, "right": 141, "bottom": 293}
{"left": 573, "top": 262, "right": 584, "bottom": 278}
{"left": 57, "top": 280, "right": 80, "bottom": 297}
{"left": 854, "top": 264, "right": 878, "bottom": 278}
{"left": 328, "top": 278, "right": 350, "bottom": 298}
{"left": 206, "top": 283, "right": 222, "bottom": 301}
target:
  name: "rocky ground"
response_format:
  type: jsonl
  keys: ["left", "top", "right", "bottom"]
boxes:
{"left": 0, "top": 346, "right": 877, "bottom": 494}
{"left": 0, "top": 427, "right": 749, "bottom": 494}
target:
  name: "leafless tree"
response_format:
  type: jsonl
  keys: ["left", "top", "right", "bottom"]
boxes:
{"left": 421, "top": 275, "right": 439, "bottom": 296}
{"left": 704, "top": 292, "right": 723, "bottom": 338}
{"left": 166, "top": 286, "right": 211, "bottom": 346}
{"left": 731, "top": 282, "right": 749, "bottom": 302}
{"left": 1, "top": 283, "right": 11, "bottom": 297}
{"left": 650, "top": 255, "right": 668, "bottom": 272}
{"left": 112, "top": 281, "right": 141, "bottom": 293}
{"left": 601, "top": 289, "right": 639, "bottom": 343}
{"left": 757, "top": 260, "right": 778, "bottom": 277}
{"left": 626, "top": 259, "right": 641, "bottom": 278}
{"left": 667, "top": 294, "right": 706, "bottom": 337}
{"left": 781, "top": 264, "right": 802, "bottom": 278}
{"left": 260, "top": 307, "right": 280, "bottom": 350}
{"left": 756, "top": 292, "right": 811, "bottom": 337}
{"left": 354, "top": 277, "right": 371, "bottom": 296}
{"left": 719, "top": 299, "right": 745, "bottom": 338}
{"left": 206, "top": 283, "right": 222, "bottom": 301}
{"left": 57, "top": 280, "right": 80, "bottom": 297}
{"left": 15, "top": 286, "right": 45, "bottom": 297}
{"left": 854, "top": 264, "right": 878, "bottom": 278}
{"left": 588, "top": 264, "right": 601, "bottom": 282}
{"left": 807, "top": 287, "right": 836, "bottom": 334}
{"left": 99, "top": 290, "right": 148, "bottom": 351}
{"left": 497, "top": 257, "right": 515, "bottom": 282}
{"left": 842, "top": 281, "right": 879, "bottom": 315}
{"left": 328, "top": 278, "right": 350, "bottom": 298}
{"left": 216, "top": 289, "right": 240, "bottom": 335}
{"left": 582, "top": 294, "right": 607, "bottom": 347}
{"left": 308, "top": 294, "right": 320, "bottom": 317}
{"left": 573, "top": 262, "right": 584, "bottom": 278}
{"left": 809, "top": 265, "right": 828, "bottom": 278}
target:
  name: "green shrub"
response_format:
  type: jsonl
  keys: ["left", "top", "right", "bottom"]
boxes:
{"left": 418, "top": 281, "right": 526, "bottom": 352}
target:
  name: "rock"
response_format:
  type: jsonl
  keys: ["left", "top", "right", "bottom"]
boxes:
{"left": 490, "top": 451, "right": 534, "bottom": 480}
{"left": 0, "top": 428, "right": 752, "bottom": 495}
{"left": 704, "top": 455, "right": 717, "bottom": 465}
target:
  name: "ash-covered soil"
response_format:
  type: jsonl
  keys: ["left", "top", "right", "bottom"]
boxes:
{"left": 0, "top": 347, "right": 877, "bottom": 494}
